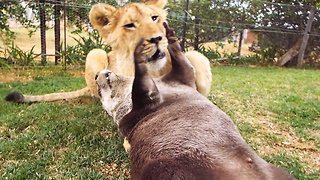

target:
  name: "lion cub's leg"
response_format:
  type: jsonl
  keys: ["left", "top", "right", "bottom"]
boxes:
{"left": 185, "top": 51, "right": 212, "bottom": 97}
{"left": 85, "top": 49, "right": 109, "bottom": 97}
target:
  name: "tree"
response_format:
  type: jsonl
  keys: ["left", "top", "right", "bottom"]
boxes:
{"left": 246, "top": 0, "right": 320, "bottom": 67}
{"left": 0, "top": 1, "right": 26, "bottom": 45}
{"left": 167, "top": 0, "right": 256, "bottom": 50}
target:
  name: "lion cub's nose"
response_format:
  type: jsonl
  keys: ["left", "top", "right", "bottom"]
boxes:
{"left": 94, "top": 72, "right": 99, "bottom": 81}
{"left": 148, "top": 36, "right": 162, "bottom": 44}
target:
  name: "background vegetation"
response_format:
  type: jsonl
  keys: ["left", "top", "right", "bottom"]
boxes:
{"left": 1, "top": 0, "right": 320, "bottom": 67}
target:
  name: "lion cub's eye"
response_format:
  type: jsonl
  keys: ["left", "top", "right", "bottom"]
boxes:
{"left": 151, "top": 15, "right": 158, "bottom": 21}
{"left": 124, "top": 23, "right": 135, "bottom": 28}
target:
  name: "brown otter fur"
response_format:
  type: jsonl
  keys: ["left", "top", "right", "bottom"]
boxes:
{"left": 121, "top": 23, "right": 295, "bottom": 180}
{"left": 96, "top": 23, "right": 295, "bottom": 179}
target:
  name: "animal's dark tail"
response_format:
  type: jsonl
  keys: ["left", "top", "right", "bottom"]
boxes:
{"left": 5, "top": 92, "right": 24, "bottom": 102}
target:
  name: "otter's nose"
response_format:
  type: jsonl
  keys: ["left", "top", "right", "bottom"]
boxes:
{"left": 148, "top": 36, "right": 162, "bottom": 44}
{"left": 94, "top": 72, "right": 99, "bottom": 80}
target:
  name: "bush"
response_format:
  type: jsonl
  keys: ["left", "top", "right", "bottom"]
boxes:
{"left": 256, "top": 45, "right": 277, "bottom": 65}
{"left": 61, "top": 30, "right": 111, "bottom": 65}
{"left": 243, "top": 54, "right": 262, "bottom": 65}
{"left": 198, "top": 44, "right": 222, "bottom": 62}
{"left": 0, "top": 42, "right": 39, "bottom": 67}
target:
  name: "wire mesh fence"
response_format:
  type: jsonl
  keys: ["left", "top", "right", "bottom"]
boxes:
{"left": 1, "top": 0, "right": 319, "bottom": 69}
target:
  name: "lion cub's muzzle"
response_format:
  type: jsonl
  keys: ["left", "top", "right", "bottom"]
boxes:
{"left": 144, "top": 35, "right": 167, "bottom": 62}
{"left": 147, "top": 49, "right": 166, "bottom": 62}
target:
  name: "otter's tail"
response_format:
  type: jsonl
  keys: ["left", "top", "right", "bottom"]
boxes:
{"left": 5, "top": 87, "right": 91, "bottom": 103}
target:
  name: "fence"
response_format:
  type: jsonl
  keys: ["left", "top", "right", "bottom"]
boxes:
{"left": 1, "top": 0, "right": 319, "bottom": 69}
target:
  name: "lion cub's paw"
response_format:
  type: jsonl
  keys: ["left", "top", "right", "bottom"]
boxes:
{"left": 123, "top": 138, "right": 131, "bottom": 153}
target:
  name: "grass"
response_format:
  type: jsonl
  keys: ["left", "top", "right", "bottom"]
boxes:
{"left": 1, "top": 66, "right": 320, "bottom": 179}
{"left": 0, "top": 68, "right": 129, "bottom": 179}
{"left": 209, "top": 66, "right": 320, "bottom": 179}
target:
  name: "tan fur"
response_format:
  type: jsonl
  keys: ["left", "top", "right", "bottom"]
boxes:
{"left": 8, "top": 0, "right": 211, "bottom": 104}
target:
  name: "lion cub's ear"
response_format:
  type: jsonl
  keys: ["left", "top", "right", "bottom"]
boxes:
{"left": 90, "top": 3, "right": 116, "bottom": 30}
{"left": 146, "top": 0, "right": 168, "bottom": 9}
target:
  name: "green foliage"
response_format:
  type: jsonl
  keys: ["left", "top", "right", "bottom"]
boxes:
{"left": 0, "top": 1, "right": 20, "bottom": 44}
{"left": 223, "top": 52, "right": 238, "bottom": 63}
{"left": 0, "top": 42, "right": 40, "bottom": 67}
{"left": 197, "top": 44, "right": 222, "bottom": 61}
{"left": 1, "top": 0, "right": 320, "bottom": 68}
{"left": 167, "top": 0, "right": 253, "bottom": 50}
{"left": 243, "top": 53, "right": 262, "bottom": 64}
{"left": 248, "top": 0, "right": 320, "bottom": 67}
{"left": 256, "top": 45, "right": 277, "bottom": 65}
{"left": 61, "top": 30, "right": 111, "bottom": 65}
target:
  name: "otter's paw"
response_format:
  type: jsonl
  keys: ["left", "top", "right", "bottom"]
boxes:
{"left": 123, "top": 138, "right": 131, "bottom": 153}
{"left": 163, "top": 22, "right": 181, "bottom": 52}
{"left": 134, "top": 38, "right": 147, "bottom": 64}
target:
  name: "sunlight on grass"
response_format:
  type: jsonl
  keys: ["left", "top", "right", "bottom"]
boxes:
{"left": 210, "top": 66, "right": 320, "bottom": 179}
{"left": 1, "top": 66, "right": 319, "bottom": 179}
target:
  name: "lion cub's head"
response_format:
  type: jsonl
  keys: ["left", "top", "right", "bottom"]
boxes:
{"left": 90, "top": 0, "right": 169, "bottom": 71}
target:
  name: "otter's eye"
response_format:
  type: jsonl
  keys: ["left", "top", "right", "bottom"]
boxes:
{"left": 124, "top": 23, "right": 135, "bottom": 28}
{"left": 152, "top": 15, "right": 158, "bottom": 21}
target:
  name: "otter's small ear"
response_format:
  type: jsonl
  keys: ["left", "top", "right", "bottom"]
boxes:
{"left": 90, "top": 3, "right": 116, "bottom": 30}
{"left": 146, "top": 0, "right": 167, "bottom": 9}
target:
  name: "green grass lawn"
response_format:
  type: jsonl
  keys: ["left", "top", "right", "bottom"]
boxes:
{"left": 0, "top": 66, "right": 319, "bottom": 179}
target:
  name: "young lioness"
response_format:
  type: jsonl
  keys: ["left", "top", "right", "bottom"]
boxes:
{"left": 95, "top": 23, "right": 295, "bottom": 179}
{"left": 5, "top": 0, "right": 211, "bottom": 104}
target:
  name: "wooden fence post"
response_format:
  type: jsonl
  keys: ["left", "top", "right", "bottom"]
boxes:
{"left": 297, "top": 6, "right": 315, "bottom": 68}
{"left": 238, "top": 31, "right": 243, "bottom": 57}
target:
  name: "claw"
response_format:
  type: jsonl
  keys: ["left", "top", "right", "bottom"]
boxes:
{"left": 163, "top": 22, "right": 177, "bottom": 44}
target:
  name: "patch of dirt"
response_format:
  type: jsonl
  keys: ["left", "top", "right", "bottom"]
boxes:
{"left": 204, "top": 41, "right": 255, "bottom": 57}
{"left": 0, "top": 72, "right": 34, "bottom": 83}
{"left": 65, "top": 67, "right": 85, "bottom": 78}
{"left": 308, "top": 128, "right": 320, "bottom": 140}
{"left": 66, "top": 97, "right": 99, "bottom": 105}
{"left": 217, "top": 92, "right": 320, "bottom": 172}
{"left": 240, "top": 112, "right": 320, "bottom": 173}
{"left": 93, "top": 161, "right": 130, "bottom": 179}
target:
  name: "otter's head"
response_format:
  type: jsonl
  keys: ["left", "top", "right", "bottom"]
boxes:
{"left": 95, "top": 70, "right": 133, "bottom": 126}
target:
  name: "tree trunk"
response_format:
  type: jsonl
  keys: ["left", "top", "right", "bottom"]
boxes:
{"left": 276, "top": 39, "right": 302, "bottom": 67}
{"left": 181, "top": 0, "right": 189, "bottom": 51}
{"left": 194, "top": 17, "right": 200, "bottom": 50}
{"left": 54, "top": 0, "right": 61, "bottom": 65}
{"left": 193, "top": 0, "right": 200, "bottom": 51}
{"left": 40, "top": 0, "right": 46, "bottom": 65}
